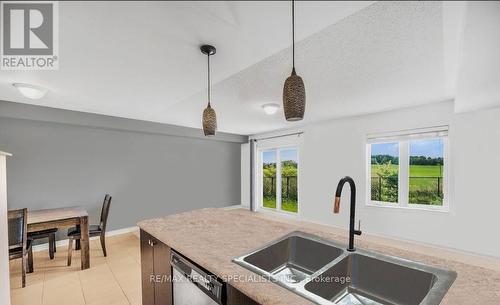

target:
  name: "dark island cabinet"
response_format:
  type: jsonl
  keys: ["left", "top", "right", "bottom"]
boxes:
{"left": 140, "top": 230, "right": 172, "bottom": 305}
{"left": 226, "top": 285, "right": 260, "bottom": 305}
{"left": 140, "top": 229, "right": 259, "bottom": 305}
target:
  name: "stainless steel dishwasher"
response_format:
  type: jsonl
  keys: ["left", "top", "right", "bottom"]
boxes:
{"left": 171, "top": 251, "right": 223, "bottom": 305}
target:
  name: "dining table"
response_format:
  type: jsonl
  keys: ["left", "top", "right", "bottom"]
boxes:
{"left": 27, "top": 206, "right": 90, "bottom": 270}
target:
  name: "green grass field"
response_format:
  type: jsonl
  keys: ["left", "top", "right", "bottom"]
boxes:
{"left": 263, "top": 197, "right": 276, "bottom": 209}
{"left": 281, "top": 199, "right": 298, "bottom": 213}
{"left": 371, "top": 164, "right": 442, "bottom": 177}
{"left": 409, "top": 165, "right": 443, "bottom": 177}
{"left": 263, "top": 197, "right": 298, "bottom": 213}
{"left": 371, "top": 164, "right": 443, "bottom": 205}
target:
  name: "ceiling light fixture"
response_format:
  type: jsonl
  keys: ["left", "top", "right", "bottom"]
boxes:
{"left": 13, "top": 83, "right": 47, "bottom": 99}
{"left": 200, "top": 44, "right": 217, "bottom": 136}
{"left": 282, "top": 0, "right": 305, "bottom": 121}
{"left": 262, "top": 103, "right": 280, "bottom": 115}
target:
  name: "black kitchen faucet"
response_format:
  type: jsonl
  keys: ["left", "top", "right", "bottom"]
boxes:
{"left": 334, "top": 176, "right": 362, "bottom": 252}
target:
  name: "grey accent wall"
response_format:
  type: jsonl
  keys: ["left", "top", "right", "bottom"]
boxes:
{"left": 0, "top": 101, "right": 243, "bottom": 240}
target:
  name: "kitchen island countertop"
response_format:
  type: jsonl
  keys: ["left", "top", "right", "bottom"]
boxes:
{"left": 138, "top": 208, "right": 500, "bottom": 305}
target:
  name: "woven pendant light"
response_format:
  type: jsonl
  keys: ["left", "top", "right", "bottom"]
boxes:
{"left": 283, "top": 0, "right": 305, "bottom": 121}
{"left": 201, "top": 45, "right": 217, "bottom": 136}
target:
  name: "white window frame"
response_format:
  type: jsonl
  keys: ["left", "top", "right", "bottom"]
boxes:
{"left": 366, "top": 127, "right": 449, "bottom": 212}
{"left": 254, "top": 136, "right": 301, "bottom": 217}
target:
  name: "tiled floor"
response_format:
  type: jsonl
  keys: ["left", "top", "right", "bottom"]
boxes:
{"left": 9, "top": 233, "right": 141, "bottom": 305}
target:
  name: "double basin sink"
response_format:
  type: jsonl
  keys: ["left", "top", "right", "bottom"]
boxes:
{"left": 233, "top": 232, "right": 456, "bottom": 305}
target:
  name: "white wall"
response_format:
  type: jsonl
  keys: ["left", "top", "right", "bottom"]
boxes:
{"left": 244, "top": 101, "right": 500, "bottom": 258}
{"left": 455, "top": 1, "right": 500, "bottom": 112}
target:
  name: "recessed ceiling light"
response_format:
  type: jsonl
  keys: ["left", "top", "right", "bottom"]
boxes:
{"left": 262, "top": 103, "right": 280, "bottom": 115}
{"left": 12, "top": 83, "right": 48, "bottom": 99}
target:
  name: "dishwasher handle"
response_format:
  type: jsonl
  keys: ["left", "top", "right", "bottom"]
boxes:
{"left": 171, "top": 251, "right": 223, "bottom": 303}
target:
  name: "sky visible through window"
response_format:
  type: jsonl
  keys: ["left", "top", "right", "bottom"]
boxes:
{"left": 371, "top": 139, "right": 443, "bottom": 158}
{"left": 371, "top": 142, "right": 398, "bottom": 156}
{"left": 263, "top": 149, "right": 298, "bottom": 163}
{"left": 262, "top": 150, "right": 276, "bottom": 163}
{"left": 410, "top": 138, "right": 443, "bottom": 158}
{"left": 280, "top": 149, "right": 298, "bottom": 162}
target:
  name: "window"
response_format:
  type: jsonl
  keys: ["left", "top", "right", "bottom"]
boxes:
{"left": 367, "top": 127, "right": 448, "bottom": 211}
{"left": 260, "top": 147, "right": 299, "bottom": 214}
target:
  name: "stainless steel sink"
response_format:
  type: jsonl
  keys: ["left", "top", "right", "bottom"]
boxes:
{"left": 233, "top": 231, "right": 456, "bottom": 305}
{"left": 241, "top": 232, "right": 344, "bottom": 284}
{"left": 304, "top": 252, "right": 456, "bottom": 305}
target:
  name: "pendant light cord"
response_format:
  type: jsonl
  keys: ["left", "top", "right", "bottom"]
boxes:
{"left": 292, "top": 0, "right": 295, "bottom": 71}
{"left": 207, "top": 54, "right": 211, "bottom": 107}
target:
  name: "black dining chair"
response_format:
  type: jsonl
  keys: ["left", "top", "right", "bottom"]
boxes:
{"left": 67, "top": 194, "right": 112, "bottom": 266}
{"left": 8, "top": 208, "right": 33, "bottom": 288}
{"left": 28, "top": 228, "right": 58, "bottom": 260}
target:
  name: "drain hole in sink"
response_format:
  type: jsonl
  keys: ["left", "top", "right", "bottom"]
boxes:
{"left": 272, "top": 263, "right": 311, "bottom": 284}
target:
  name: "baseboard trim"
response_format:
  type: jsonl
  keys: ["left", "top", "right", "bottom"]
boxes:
{"left": 31, "top": 226, "right": 139, "bottom": 252}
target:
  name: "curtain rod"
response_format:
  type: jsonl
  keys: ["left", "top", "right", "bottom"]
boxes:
{"left": 252, "top": 131, "right": 304, "bottom": 142}
{"left": 366, "top": 125, "right": 449, "bottom": 140}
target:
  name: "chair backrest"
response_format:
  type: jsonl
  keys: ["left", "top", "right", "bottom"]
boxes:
{"left": 8, "top": 208, "right": 27, "bottom": 249}
{"left": 99, "top": 194, "right": 112, "bottom": 233}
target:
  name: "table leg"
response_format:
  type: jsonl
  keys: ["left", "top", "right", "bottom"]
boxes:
{"left": 75, "top": 225, "right": 81, "bottom": 250}
{"left": 80, "top": 216, "right": 90, "bottom": 270}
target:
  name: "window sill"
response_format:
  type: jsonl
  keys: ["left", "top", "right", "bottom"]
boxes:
{"left": 257, "top": 206, "right": 300, "bottom": 219}
{"left": 366, "top": 202, "right": 449, "bottom": 213}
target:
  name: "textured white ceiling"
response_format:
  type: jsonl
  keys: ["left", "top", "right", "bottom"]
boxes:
{"left": 0, "top": 1, "right": 372, "bottom": 130}
{"left": 167, "top": 1, "right": 450, "bottom": 134}
{"left": 0, "top": 1, "right": 497, "bottom": 135}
